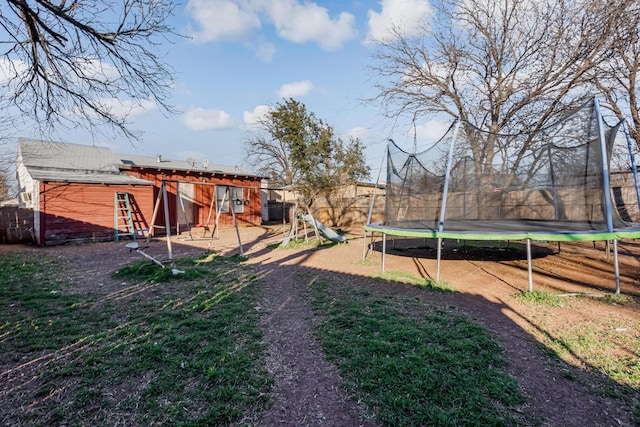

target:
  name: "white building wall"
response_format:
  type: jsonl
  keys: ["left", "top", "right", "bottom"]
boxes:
{"left": 15, "top": 147, "right": 36, "bottom": 209}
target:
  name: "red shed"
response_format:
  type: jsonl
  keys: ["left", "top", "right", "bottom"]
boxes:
{"left": 16, "top": 138, "right": 265, "bottom": 245}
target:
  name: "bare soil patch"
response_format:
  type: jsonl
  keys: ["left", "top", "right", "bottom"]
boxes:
{"left": 2, "top": 225, "right": 638, "bottom": 426}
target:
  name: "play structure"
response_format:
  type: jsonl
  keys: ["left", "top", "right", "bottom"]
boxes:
{"left": 363, "top": 98, "right": 640, "bottom": 293}
{"left": 282, "top": 212, "right": 346, "bottom": 246}
{"left": 145, "top": 180, "right": 246, "bottom": 255}
{"left": 122, "top": 180, "right": 249, "bottom": 268}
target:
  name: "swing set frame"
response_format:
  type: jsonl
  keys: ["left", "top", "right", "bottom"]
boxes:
{"left": 146, "top": 179, "right": 257, "bottom": 261}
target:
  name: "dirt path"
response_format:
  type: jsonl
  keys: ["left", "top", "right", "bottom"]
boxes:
{"left": 253, "top": 264, "right": 378, "bottom": 427}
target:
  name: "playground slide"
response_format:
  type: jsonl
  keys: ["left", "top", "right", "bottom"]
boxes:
{"left": 298, "top": 214, "right": 346, "bottom": 243}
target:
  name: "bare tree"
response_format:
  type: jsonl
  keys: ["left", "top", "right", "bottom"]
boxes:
{"left": 369, "top": 0, "right": 640, "bottom": 218}
{"left": 370, "top": 0, "right": 627, "bottom": 134}
{"left": 0, "top": 0, "right": 177, "bottom": 139}
{"left": 591, "top": 2, "right": 640, "bottom": 148}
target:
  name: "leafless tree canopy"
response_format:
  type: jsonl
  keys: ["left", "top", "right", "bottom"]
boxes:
{"left": 244, "top": 112, "right": 298, "bottom": 187}
{"left": 370, "top": 0, "right": 637, "bottom": 135}
{"left": 0, "top": 0, "right": 177, "bottom": 139}
{"left": 591, "top": 1, "right": 640, "bottom": 146}
{"left": 370, "top": 0, "right": 640, "bottom": 214}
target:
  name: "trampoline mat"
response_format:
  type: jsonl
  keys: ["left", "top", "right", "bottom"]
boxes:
{"left": 366, "top": 219, "right": 640, "bottom": 241}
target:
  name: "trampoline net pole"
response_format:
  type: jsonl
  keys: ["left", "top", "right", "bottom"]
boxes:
{"left": 594, "top": 98, "right": 614, "bottom": 232}
{"left": 438, "top": 121, "right": 461, "bottom": 233}
{"left": 622, "top": 122, "right": 640, "bottom": 213}
{"left": 614, "top": 239, "right": 621, "bottom": 294}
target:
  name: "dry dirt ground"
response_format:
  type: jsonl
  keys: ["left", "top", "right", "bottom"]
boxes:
{"left": 4, "top": 224, "right": 640, "bottom": 426}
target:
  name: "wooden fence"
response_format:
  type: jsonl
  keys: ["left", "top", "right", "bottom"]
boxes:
{"left": 268, "top": 194, "right": 385, "bottom": 227}
{"left": 0, "top": 207, "right": 34, "bottom": 244}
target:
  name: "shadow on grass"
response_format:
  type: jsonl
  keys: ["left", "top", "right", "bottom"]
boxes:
{"left": 1, "top": 236, "right": 638, "bottom": 426}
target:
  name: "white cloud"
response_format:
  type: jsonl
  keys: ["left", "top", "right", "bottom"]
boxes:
{"left": 185, "top": 0, "right": 357, "bottom": 51}
{"left": 66, "top": 98, "right": 157, "bottom": 121}
{"left": 366, "top": 0, "right": 433, "bottom": 43}
{"left": 185, "top": 0, "right": 261, "bottom": 43}
{"left": 258, "top": 0, "right": 357, "bottom": 50}
{"left": 0, "top": 57, "right": 121, "bottom": 87}
{"left": 0, "top": 58, "right": 28, "bottom": 85}
{"left": 104, "top": 98, "right": 158, "bottom": 118}
{"left": 414, "top": 119, "right": 451, "bottom": 146}
{"left": 77, "top": 58, "right": 121, "bottom": 81}
{"left": 346, "top": 126, "right": 369, "bottom": 140}
{"left": 243, "top": 104, "right": 273, "bottom": 129}
{"left": 252, "top": 40, "right": 276, "bottom": 62}
{"left": 183, "top": 107, "right": 233, "bottom": 131}
{"left": 276, "top": 80, "right": 314, "bottom": 98}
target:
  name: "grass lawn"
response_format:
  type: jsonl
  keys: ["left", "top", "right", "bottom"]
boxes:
{"left": 2, "top": 248, "right": 637, "bottom": 425}
{"left": 308, "top": 280, "right": 526, "bottom": 426}
{"left": 1, "top": 251, "right": 271, "bottom": 426}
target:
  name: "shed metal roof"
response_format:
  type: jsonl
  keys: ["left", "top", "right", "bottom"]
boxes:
{"left": 18, "top": 138, "right": 262, "bottom": 183}
{"left": 19, "top": 138, "right": 120, "bottom": 172}
{"left": 29, "top": 170, "right": 154, "bottom": 185}
{"left": 117, "top": 153, "right": 257, "bottom": 176}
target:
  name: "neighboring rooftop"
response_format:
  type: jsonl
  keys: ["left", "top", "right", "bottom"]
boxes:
{"left": 117, "top": 152, "right": 256, "bottom": 176}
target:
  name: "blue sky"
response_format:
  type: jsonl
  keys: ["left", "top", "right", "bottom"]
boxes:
{"left": 21, "top": 0, "right": 451, "bottom": 177}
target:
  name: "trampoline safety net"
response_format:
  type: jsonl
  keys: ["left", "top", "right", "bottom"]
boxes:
{"left": 383, "top": 99, "right": 640, "bottom": 239}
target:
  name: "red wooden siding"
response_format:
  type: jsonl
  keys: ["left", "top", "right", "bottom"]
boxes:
{"left": 39, "top": 182, "right": 154, "bottom": 245}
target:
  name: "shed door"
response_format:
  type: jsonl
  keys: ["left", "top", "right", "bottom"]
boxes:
{"left": 177, "top": 182, "right": 195, "bottom": 229}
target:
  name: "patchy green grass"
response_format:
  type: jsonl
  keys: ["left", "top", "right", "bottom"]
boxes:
{"left": 375, "top": 270, "right": 453, "bottom": 292}
{"left": 0, "top": 251, "right": 271, "bottom": 426}
{"left": 514, "top": 289, "right": 640, "bottom": 424}
{"left": 599, "top": 292, "right": 634, "bottom": 305}
{"left": 515, "top": 290, "right": 565, "bottom": 307}
{"left": 3, "top": 244, "right": 638, "bottom": 426}
{"left": 355, "top": 257, "right": 379, "bottom": 267}
{"left": 278, "top": 238, "right": 323, "bottom": 250}
{"left": 538, "top": 316, "right": 640, "bottom": 420}
{"left": 307, "top": 280, "right": 527, "bottom": 426}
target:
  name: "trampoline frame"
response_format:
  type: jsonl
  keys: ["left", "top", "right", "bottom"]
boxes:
{"left": 363, "top": 99, "right": 640, "bottom": 294}
{"left": 363, "top": 221, "right": 640, "bottom": 293}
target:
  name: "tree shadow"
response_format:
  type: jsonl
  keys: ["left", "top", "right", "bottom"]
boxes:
{"left": 245, "top": 242, "right": 639, "bottom": 426}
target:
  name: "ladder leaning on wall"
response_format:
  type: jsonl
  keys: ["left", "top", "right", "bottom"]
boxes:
{"left": 114, "top": 192, "right": 136, "bottom": 242}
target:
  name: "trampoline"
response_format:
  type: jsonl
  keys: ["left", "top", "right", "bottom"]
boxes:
{"left": 363, "top": 99, "right": 640, "bottom": 293}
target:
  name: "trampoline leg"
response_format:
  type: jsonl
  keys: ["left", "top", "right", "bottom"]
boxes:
{"left": 614, "top": 239, "right": 621, "bottom": 294}
{"left": 527, "top": 239, "right": 533, "bottom": 292}
{"left": 362, "top": 230, "right": 368, "bottom": 260}
{"left": 436, "top": 237, "right": 442, "bottom": 282}
{"left": 381, "top": 233, "right": 386, "bottom": 272}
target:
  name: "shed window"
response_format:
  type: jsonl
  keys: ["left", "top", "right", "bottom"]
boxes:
{"left": 216, "top": 186, "right": 245, "bottom": 214}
